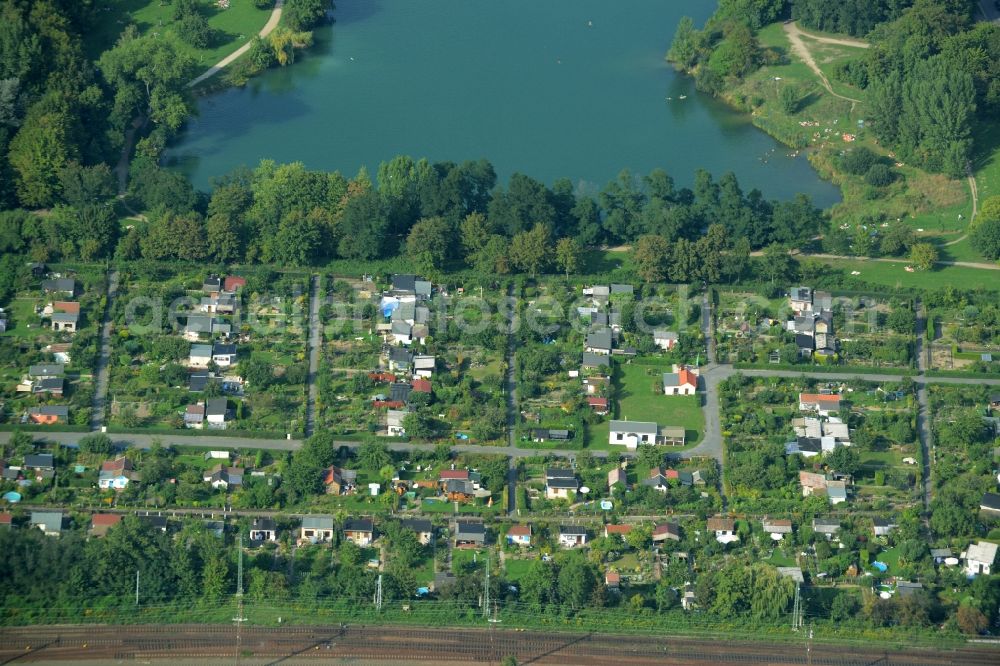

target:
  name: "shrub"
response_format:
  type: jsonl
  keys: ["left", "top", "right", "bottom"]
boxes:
{"left": 777, "top": 85, "right": 801, "bottom": 114}
{"left": 840, "top": 147, "right": 879, "bottom": 175}
{"left": 865, "top": 164, "right": 895, "bottom": 187}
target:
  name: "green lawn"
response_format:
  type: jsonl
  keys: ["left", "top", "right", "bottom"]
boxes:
{"left": 616, "top": 362, "right": 704, "bottom": 444}
{"left": 0, "top": 298, "right": 42, "bottom": 340}
{"left": 871, "top": 547, "right": 901, "bottom": 576}
{"left": 451, "top": 548, "right": 487, "bottom": 573}
{"left": 764, "top": 548, "right": 797, "bottom": 567}
{"left": 87, "top": 0, "right": 273, "bottom": 68}
{"left": 806, "top": 257, "right": 1000, "bottom": 291}
{"left": 504, "top": 558, "right": 535, "bottom": 582}
{"left": 974, "top": 120, "right": 1000, "bottom": 204}
{"left": 411, "top": 556, "right": 435, "bottom": 587}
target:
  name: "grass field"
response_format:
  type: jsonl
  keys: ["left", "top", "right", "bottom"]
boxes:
{"left": 616, "top": 362, "right": 704, "bottom": 444}
{"left": 87, "top": 0, "right": 273, "bottom": 69}
{"left": 809, "top": 257, "right": 1000, "bottom": 291}
{"left": 503, "top": 558, "right": 535, "bottom": 582}
{"left": 0, "top": 298, "right": 41, "bottom": 340}
{"left": 973, "top": 121, "right": 1000, "bottom": 204}
{"left": 734, "top": 20, "right": 980, "bottom": 263}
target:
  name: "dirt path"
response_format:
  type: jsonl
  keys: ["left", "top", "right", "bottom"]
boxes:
{"left": 802, "top": 252, "right": 1000, "bottom": 270}
{"left": 944, "top": 168, "right": 979, "bottom": 246}
{"left": 113, "top": 116, "right": 146, "bottom": 194}
{"left": 304, "top": 274, "right": 320, "bottom": 437}
{"left": 784, "top": 22, "right": 981, "bottom": 251}
{"left": 782, "top": 21, "right": 865, "bottom": 104}
{"left": 114, "top": 2, "right": 285, "bottom": 195}
{"left": 188, "top": 0, "right": 285, "bottom": 88}
{"left": 793, "top": 24, "right": 870, "bottom": 49}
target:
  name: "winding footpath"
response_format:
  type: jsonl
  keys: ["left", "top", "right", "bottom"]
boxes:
{"left": 784, "top": 21, "right": 982, "bottom": 247}
{"left": 782, "top": 21, "right": 867, "bottom": 104}
{"left": 188, "top": 0, "right": 285, "bottom": 88}
{"left": 114, "top": 1, "right": 285, "bottom": 192}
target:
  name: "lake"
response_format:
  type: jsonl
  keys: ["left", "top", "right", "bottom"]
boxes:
{"left": 165, "top": 0, "right": 841, "bottom": 207}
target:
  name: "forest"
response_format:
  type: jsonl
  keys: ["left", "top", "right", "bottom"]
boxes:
{"left": 0, "top": 0, "right": 329, "bottom": 211}
{"left": 668, "top": 0, "right": 999, "bottom": 179}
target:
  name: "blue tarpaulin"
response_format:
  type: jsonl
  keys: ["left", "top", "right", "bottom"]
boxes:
{"left": 381, "top": 297, "right": 400, "bottom": 318}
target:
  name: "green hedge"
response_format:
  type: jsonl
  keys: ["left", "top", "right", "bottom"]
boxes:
{"left": 0, "top": 424, "right": 90, "bottom": 433}
{"left": 104, "top": 426, "right": 303, "bottom": 440}
{"left": 924, "top": 369, "right": 1000, "bottom": 380}
{"left": 732, "top": 362, "right": 916, "bottom": 376}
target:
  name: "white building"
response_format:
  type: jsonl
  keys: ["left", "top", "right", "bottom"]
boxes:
{"left": 387, "top": 409, "right": 407, "bottom": 436}
{"left": 609, "top": 420, "right": 658, "bottom": 449}
{"left": 559, "top": 525, "right": 588, "bottom": 548}
{"left": 653, "top": 329, "right": 678, "bottom": 351}
{"left": 189, "top": 344, "right": 212, "bottom": 369}
{"left": 707, "top": 517, "right": 739, "bottom": 544}
{"left": 413, "top": 355, "right": 436, "bottom": 378}
{"left": 964, "top": 541, "right": 998, "bottom": 577}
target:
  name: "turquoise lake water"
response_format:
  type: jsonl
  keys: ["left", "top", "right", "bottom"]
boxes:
{"left": 165, "top": 0, "right": 841, "bottom": 207}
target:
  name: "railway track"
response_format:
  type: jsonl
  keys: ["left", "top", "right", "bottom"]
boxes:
{"left": 0, "top": 624, "right": 996, "bottom": 665}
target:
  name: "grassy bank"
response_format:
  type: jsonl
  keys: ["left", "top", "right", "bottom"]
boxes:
{"left": 684, "top": 20, "right": 1000, "bottom": 283}
{"left": 86, "top": 0, "right": 274, "bottom": 68}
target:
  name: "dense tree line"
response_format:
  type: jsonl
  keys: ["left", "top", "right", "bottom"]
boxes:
{"left": 791, "top": 0, "right": 914, "bottom": 37}
{"left": 669, "top": 0, "right": 998, "bottom": 179}
{"left": 88, "top": 156, "right": 821, "bottom": 275}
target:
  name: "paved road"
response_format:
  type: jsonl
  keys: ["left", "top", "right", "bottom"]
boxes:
{"left": 89, "top": 270, "right": 119, "bottom": 432}
{"left": 304, "top": 274, "right": 321, "bottom": 438}
{"left": 684, "top": 291, "right": 723, "bottom": 464}
{"left": 686, "top": 364, "right": 724, "bottom": 464}
{"left": 188, "top": 0, "right": 285, "bottom": 88}
{"left": 0, "top": 431, "right": 603, "bottom": 461}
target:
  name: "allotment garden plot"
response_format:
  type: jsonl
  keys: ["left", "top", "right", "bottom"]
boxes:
{"left": 721, "top": 375, "right": 921, "bottom": 513}
{"left": 316, "top": 275, "right": 506, "bottom": 443}
{"left": 106, "top": 267, "right": 310, "bottom": 435}
{"left": 0, "top": 264, "right": 105, "bottom": 429}
{"left": 925, "top": 292, "right": 1000, "bottom": 374}
{"left": 715, "top": 287, "right": 915, "bottom": 369}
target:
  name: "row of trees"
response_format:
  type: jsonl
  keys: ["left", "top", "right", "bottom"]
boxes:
{"left": 76, "top": 155, "right": 822, "bottom": 273}
{"left": 791, "top": 0, "right": 914, "bottom": 37}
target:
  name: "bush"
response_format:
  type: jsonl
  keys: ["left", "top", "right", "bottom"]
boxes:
{"left": 777, "top": 85, "right": 801, "bottom": 114}
{"left": 970, "top": 217, "right": 1000, "bottom": 260}
{"left": 177, "top": 12, "right": 214, "bottom": 48}
{"left": 79, "top": 433, "right": 112, "bottom": 455}
{"left": 874, "top": 470, "right": 885, "bottom": 486}
{"left": 840, "top": 147, "right": 879, "bottom": 175}
{"left": 865, "top": 164, "right": 895, "bottom": 187}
